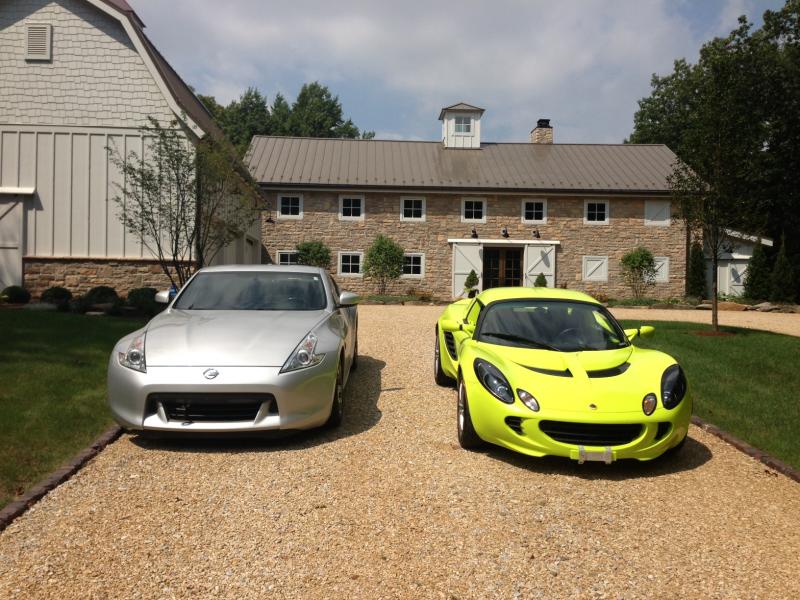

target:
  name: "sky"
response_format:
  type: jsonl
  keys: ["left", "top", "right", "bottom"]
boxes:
{"left": 131, "top": 0, "right": 786, "bottom": 144}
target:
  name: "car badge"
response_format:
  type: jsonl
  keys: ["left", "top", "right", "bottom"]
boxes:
{"left": 203, "top": 368, "right": 219, "bottom": 380}
{"left": 589, "top": 403, "right": 598, "bottom": 410}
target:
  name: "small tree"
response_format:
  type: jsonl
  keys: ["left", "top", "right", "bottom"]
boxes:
{"left": 744, "top": 242, "right": 771, "bottom": 301}
{"left": 534, "top": 273, "right": 548, "bottom": 288}
{"left": 363, "top": 235, "right": 405, "bottom": 295}
{"left": 771, "top": 235, "right": 797, "bottom": 304}
{"left": 296, "top": 240, "right": 331, "bottom": 269}
{"left": 464, "top": 270, "right": 480, "bottom": 296}
{"left": 620, "top": 247, "right": 658, "bottom": 300}
{"left": 687, "top": 241, "right": 707, "bottom": 299}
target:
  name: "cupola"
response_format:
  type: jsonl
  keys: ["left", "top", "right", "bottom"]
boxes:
{"left": 438, "top": 102, "right": 484, "bottom": 149}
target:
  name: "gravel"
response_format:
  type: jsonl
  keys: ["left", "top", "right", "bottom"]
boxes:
{"left": 1, "top": 305, "right": 799, "bottom": 599}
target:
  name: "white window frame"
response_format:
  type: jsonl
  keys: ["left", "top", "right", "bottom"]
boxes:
{"left": 584, "top": 200, "right": 610, "bottom": 225}
{"left": 25, "top": 23, "right": 52, "bottom": 61}
{"left": 277, "top": 194, "right": 303, "bottom": 220}
{"left": 454, "top": 116, "right": 473, "bottom": 136}
{"left": 277, "top": 250, "right": 299, "bottom": 266}
{"left": 521, "top": 198, "right": 548, "bottom": 224}
{"left": 461, "top": 197, "right": 487, "bottom": 224}
{"left": 338, "top": 251, "right": 364, "bottom": 278}
{"left": 645, "top": 200, "right": 671, "bottom": 227}
{"left": 339, "top": 195, "right": 365, "bottom": 221}
{"left": 401, "top": 253, "right": 425, "bottom": 279}
{"left": 654, "top": 257, "right": 670, "bottom": 283}
{"left": 400, "top": 196, "right": 426, "bottom": 222}
{"left": 582, "top": 256, "right": 609, "bottom": 282}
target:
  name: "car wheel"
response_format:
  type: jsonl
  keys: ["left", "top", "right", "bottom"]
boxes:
{"left": 434, "top": 328, "right": 455, "bottom": 387}
{"left": 325, "top": 362, "right": 344, "bottom": 428}
{"left": 350, "top": 336, "right": 358, "bottom": 372}
{"left": 457, "top": 377, "right": 484, "bottom": 450}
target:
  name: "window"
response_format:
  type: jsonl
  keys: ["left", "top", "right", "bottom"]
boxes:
{"left": 278, "top": 195, "right": 303, "bottom": 219}
{"left": 402, "top": 253, "right": 425, "bottom": 278}
{"left": 454, "top": 116, "right": 472, "bottom": 135}
{"left": 277, "top": 251, "right": 299, "bottom": 266}
{"left": 521, "top": 199, "right": 547, "bottom": 224}
{"left": 645, "top": 200, "right": 671, "bottom": 226}
{"left": 25, "top": 23, "right": 52, "bottom": 61}
{"left": 584, "top": 200, "right": 609, "bottom": 225}
{"left": 401, "top": 197, "right": 426, "bottom": 222}
{"left": 461, "top": 198, "right": 486, "bottom": 223}
{"left": 339, "top": 195, "right": 364, "bottom": 221}
{"left": 583, "top": 256, "right": 609, "bottom": 282}
{"left": 654, "top": 257, "right": 669, "bottom": 283}
{"left": 338, "top": 252, "right": 363, "bottom": 277}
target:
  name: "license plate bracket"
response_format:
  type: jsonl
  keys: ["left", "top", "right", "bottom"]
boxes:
{"left": 577, "top": 445, "right": 614, "bottom": 464}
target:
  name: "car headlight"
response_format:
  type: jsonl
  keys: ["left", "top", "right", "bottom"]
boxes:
{"left": 118, "top": 332, "right": 146, "bottom": 373}
{"left": 642, "top": 393, "right": 657, "bottom": 416}
{"left": 518, "top": 389, "right": 539, "bottom": 412}
{"left": 473, "top": 359, "right": 514, "bottom": 404}
{"left": 661, "top": 364, "right": 687, "bottom": 410}
{"left": 281, "top": 332, "right": 325, "bottom": 373}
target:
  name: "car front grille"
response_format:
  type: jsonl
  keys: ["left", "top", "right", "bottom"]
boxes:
{"left": 505, "top": 416, "right": 524, "bottom": 435}
{"left": 539, "top": 420, "right": 643, "bottom": 447}
{"left": 654, "top": 422, "right": 672, "bottom": 441}
{"left": 147, "top": 393, "right": 275, "bottom": 423}
{"left": 443, "top": 332, "right": 457, "bottom": 360}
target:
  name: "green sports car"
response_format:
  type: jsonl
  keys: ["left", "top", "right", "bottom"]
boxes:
{"left": 434, "top": 287, "right": 691, "bottom": 463}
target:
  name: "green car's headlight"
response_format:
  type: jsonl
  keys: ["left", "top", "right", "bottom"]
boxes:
{"left": 661, "top": 364, "right": 687, "bottom": 410}
{"left": 474, "top": 359, "right": 514, "bottom": 404}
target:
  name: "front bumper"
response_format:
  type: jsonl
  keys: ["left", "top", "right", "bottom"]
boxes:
{"left": 107, "top": 352, "right": 338, "bottom": 433}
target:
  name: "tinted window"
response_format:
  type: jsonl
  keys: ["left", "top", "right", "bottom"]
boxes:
{"left": 477, "top": 300, "right": 628, "bottom": 352}
{"left": 174, "top": 272, "right": 327, "bottom": 311}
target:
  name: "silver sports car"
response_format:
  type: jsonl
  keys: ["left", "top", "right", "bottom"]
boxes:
{"left": 107, "top": 265, "right": 359, "bottom": 433}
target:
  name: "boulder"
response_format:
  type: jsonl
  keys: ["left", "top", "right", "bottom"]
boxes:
{"left": 752, "top": 302, "right": 777, "bottom": 312}
{"left": 696, "top": 303, "right": 713, "bottom": 310}
{"left": 718, "top": 302, "right": 748, "bottom": 312}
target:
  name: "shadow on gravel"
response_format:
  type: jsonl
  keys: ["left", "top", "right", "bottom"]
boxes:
{"left": 129, "top": 355, "right": 385, "bottom": 454}
{"left": 484, "top": 436, "right": 713, "bottom": 480}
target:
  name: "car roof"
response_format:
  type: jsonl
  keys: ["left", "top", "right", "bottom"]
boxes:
{"left": 196, "top": 264, "right": 327, "bottom": 275}
{"left": 477, "top": 287, "right": 601, "bottom": 305}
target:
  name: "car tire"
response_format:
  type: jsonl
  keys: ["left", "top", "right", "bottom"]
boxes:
{"left": 325, "top": 362, "right": 344, "bottom": 428}
{"left": 457, "top": 377, "right": 484, "bottom": 450}
{"left": 434, "top": 328, "right": 455, "bottom": 387}
{"left": 350, "top": 336, "right": 358, "bottom": 372}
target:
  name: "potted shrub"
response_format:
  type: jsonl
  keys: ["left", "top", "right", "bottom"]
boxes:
{"left": 464, "top": 270, "right": 480, "bottom": 298}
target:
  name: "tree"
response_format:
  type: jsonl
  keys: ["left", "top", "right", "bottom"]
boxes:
{"left": 363, "top": 235, "right": 404, "bottom": 295}
{"left": 687, "top": 241, "right": 707, "bottom": 299}
{"left": 620, "top": 247, "right": 658, "bottom": 300}
{"left": 222, "top": 87, "right": 271, "bottom": 153}
{"left": 771, "top": 235, "right": 797, "bottom": 303}
{"left": 295, "top": 240, "right": 331, "bottom": 269}
{"left": 464, "top": 270, "right": 480, "bottom": 296}
{"left": 743, "top": 242, "right": 771, "bottom": 300}
{"left": 269, "top": 93, "right": 292, "bottom": 136}
{"left": 108, "top": 117, "right": 260, "bottom": 288}
{"left": 287, "top": 82, "right": 368, "bottom": 139}
{"left": 534, "top": 273, "right": 548, "bottom": 288}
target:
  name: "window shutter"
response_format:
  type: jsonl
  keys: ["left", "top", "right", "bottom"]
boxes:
{"left": 583, "top": 256, "right": 609, "bottom": 282}
{"left": 645, "top": 200, "right": 671, "bottom": 226}
{"left": 653, "top": 257, "right": 669, "bottom": 282}
{"left": 26, "top": 23, "right": 52, "bottom": 61}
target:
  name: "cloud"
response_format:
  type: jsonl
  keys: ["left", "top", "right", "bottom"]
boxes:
{"left": 129, "top": 0, "right": 770, "bottom": 143}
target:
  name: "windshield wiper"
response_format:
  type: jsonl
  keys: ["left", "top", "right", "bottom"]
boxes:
{"left": 480, "top": 332, "right": 561, "bottom": 352}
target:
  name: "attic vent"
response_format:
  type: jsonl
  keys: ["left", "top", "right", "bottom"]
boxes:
{"left": 26, "top": 23, "right": 52, "bottom": 61}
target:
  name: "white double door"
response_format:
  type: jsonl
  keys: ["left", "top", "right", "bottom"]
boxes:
{"left": 0, "top": 196, "right": 23, "bottom": 289}
{"left": 451, "top": 242, "right": 557, "bottom": 297}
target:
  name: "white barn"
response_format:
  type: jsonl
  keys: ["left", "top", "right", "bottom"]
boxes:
{"left": 707, "top": 230, "right": 774, "bottom": 297}
{"left": 0, "top": 0, "right": 259, "bottom": 297}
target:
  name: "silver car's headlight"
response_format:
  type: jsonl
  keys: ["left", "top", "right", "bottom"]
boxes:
{"left": 281, "top": 332, "right": 325, "bottom": 373}
{"left": 118, "top": 332, "right": 146, "bottom": 373}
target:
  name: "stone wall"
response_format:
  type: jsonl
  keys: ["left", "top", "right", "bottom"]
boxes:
{"left": 261, "top": 192, "right": 687, "bottom": 301}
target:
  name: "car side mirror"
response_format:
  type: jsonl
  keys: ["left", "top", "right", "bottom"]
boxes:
{"left": 155, "top": 290, "right": 170, "bottom": 304}
{"left": 625, "top": 325, "right": 655, "bottom": 341}
{"left": 441, "top": 320, "right": 476, "bottom": 336}
{"left": 339, "top": 292, "right": 360, "bottom": 307}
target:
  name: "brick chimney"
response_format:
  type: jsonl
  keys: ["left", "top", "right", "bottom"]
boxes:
{"left": 530, "top": 119, "right": 553, "bottom": 144}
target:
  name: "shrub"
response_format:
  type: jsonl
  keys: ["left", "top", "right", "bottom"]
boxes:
{"left": 69, "top": 295, "right": 93, "bottom": 315}
{"left": 464, "top": 270, "right": 479, "bottom": 294}
{"left": 296, "top": 240, "right": 332, "bottom": 269}
{"left": 1, "top": 286, "right": 31, "bottom": 304}
{"left": 687, "top": 241, "right": 707, "bottom": 299}
{"left": 126, "top": 287, "right": 162, "bottom": 317}
{"left": 743, "top": 243, "right": 771, "bottom": 301}
{"left": 620, "top": 247, "right": 657, "bottom": 300}
{"left": 84, "top": 286, "right": 119, "bottom": 305}
{"left": 41, "top": 286, "right": 73, "bottom": 306}
{"left": 534, "top": 273, "right": 548, "bottom": 287}
{"left": 771, "top": 236, "right": 797, "bottom": 304}
{"left": 363, "top": 235, "right": 405, "bottom": 295}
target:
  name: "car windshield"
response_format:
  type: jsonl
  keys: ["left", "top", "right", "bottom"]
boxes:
{"left": 476, "top": 300, "right": 629, "bottom": 352}
{"left": 173, "top": 272, "right": 327, "bottom": 311}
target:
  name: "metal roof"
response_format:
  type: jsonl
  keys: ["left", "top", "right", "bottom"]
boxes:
{"left": 247, "top": 137, "right": 679, "bottom": 194}
{"left": 438, "top": 102, "right": 486, "bottom": 120}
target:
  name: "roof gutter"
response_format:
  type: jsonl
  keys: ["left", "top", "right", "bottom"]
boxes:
{"left": 256, "top": 183, "right": 672, "bottom": 197}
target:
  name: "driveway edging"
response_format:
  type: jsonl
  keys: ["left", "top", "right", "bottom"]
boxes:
{"left": 691, "top": 416, "right": 799, "bottom": 483}
{"left": 0, "top": 425, "right": 122, "bottom": 532}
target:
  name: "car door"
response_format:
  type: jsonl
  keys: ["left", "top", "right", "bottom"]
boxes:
{"left": 328, "top": 275, "right": 356, "bottom": 370}
{"left": 454, "top": 299, "right": 482, "bottom": 360}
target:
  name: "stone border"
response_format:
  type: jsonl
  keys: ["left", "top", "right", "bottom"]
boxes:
{"left": 691, "top": 416, "right": 799, "bottom": 483}
{"left": 0, "top": 426, "right": 122, "bottom": 533}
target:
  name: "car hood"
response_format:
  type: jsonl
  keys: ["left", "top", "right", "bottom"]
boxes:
{"left": 144, "top": 309, "right": 329, "bottom": 367}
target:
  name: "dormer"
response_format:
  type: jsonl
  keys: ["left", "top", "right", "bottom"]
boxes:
{"left": 439, "top": 102, "right": 484, "bottom": 149}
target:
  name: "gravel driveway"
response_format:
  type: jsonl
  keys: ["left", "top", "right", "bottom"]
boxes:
{"left": 1, "top": 306, "right": 799, "bottom": 599}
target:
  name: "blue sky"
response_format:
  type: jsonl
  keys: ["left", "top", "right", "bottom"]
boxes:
{"left": 132, "top": 0, "right": 785, "bottom": 143}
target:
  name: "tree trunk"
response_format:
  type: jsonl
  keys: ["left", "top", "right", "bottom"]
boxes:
{"left": 711, "top": 254, "right": 719, "bottom": 332}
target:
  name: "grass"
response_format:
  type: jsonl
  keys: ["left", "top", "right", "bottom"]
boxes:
{"left": 623, "top": 319, "right": 800, "bottom": 468}
{"left": 364, "top": 294, "right": 426, "bottom": 304}
{"left": 0, "top": 310, "right": 145, "bottom": 508}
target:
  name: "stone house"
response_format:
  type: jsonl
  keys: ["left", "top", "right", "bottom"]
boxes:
{"left": 0, "top": 0, "right": 259, "bottom": 297}
{"left": 248, "top": 103, "right": 687, "bottom": 300}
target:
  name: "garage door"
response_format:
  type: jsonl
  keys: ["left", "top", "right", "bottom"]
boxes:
{"left": 0, "top": 196, "right": 23, "bottom": 289}
{"left": 524, "top": 245, "right": 556, "bottom": 287}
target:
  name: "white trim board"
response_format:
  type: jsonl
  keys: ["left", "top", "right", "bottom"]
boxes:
{"left": 0, "top": 187, "right": 35, "bottom": 195}
{"left": 448, "top": 238, "right": 560, "bottom": 245}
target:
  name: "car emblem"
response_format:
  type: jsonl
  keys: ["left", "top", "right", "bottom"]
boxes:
{"left": 203, "top": 368, "right": 219, "bottom": 380}
{"left": 589, "top": 403, "right": 598, "bottom": 410}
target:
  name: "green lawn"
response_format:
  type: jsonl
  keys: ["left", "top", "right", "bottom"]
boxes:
{"left": 0, "top": 310, "right": 145, "bottom": 508}
{"left": 623, "top": 319, "right": 800, "bottom": 468}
